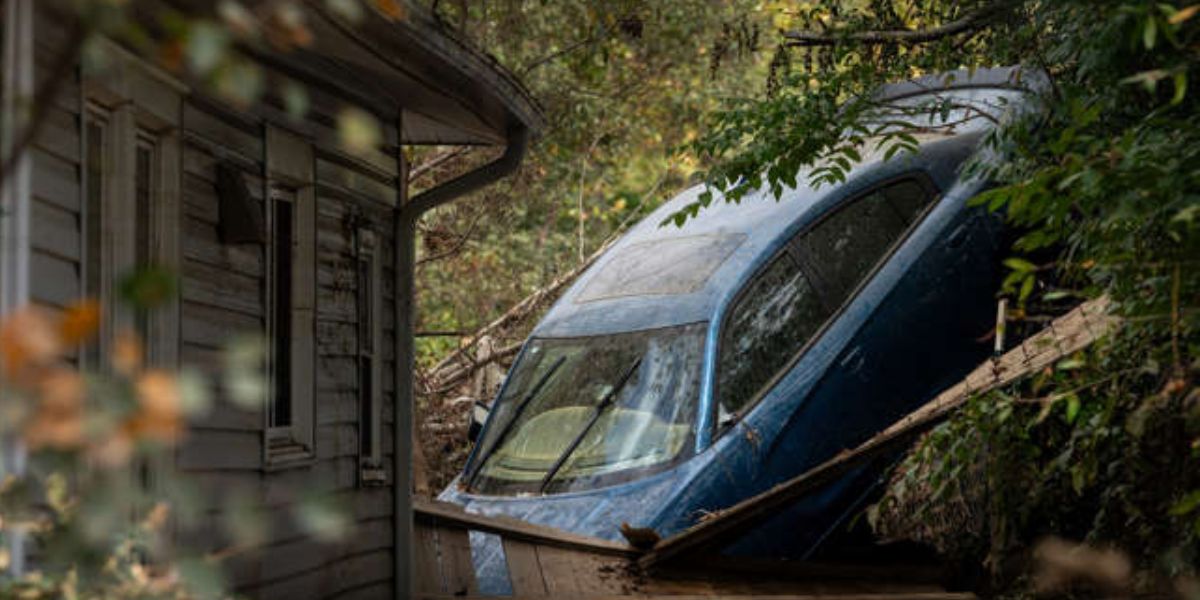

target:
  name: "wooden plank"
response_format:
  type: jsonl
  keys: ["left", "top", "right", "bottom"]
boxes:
{"left": 316, "top": 423, "right": 360, "bottom": 461}
{"left": 326, "top": 581, "right": 392, "bottom": 600}
{"left": 30, "top": 249, "right": 79, "bottom": 308}
{"left": 534, "top": 545, "right": 579, "bottom": 596}
{"left": 34, "top": 104, "right": 81, "bottom": 164}
{"left": 438, "top": 526, "right": 477, "bottom": 597}
{"left": 413, "top": 523, "right": 444, "bottom": 594}
{"left": 638, "top": 298, "right": 1118, "bottom": 570}
{"left": 176, "top": 429, "right": 262, "bottom": 471}
{"left": 183, "top": 214, "right": 265, "bottom": 278}
{"left": 32, "top": 147, "right": 80, "bottom": 212}
{"left": 182, "top": 258, "right": 264, "bottom": 318}
{"left": 414, "top": 596, "right": 974, "bottom": 600}
{"left": 413, "top": 498, "right": 638, "bottom": 558}
{"left": 535, "top": 545, "right": 627, "bottom": 596}
{"left": 32, "top": 198, "right": 80, "bottom": 262}
{"left": 501, "top": 539, "right": 547, "bottom": 596}
{"left": 184, "top": 101, "right": 262, "bottom": 165}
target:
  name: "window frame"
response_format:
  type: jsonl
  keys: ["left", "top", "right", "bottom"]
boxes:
{"left": 356, "top": 225, "right": 386, "bottom": 485}
{"left": 81, "top": 39, "right": 184, "bottom": 370}
{"left": 263, "top": 126, "right": 317, "bottom": 468}
{"left": 711, "top": 172, "right": 940, "bottom": 436}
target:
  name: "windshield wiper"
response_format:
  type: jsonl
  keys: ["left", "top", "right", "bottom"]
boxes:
{"left": 465, "top": 355, "right": 567, "bottom": 490}
{"left": 538, "top": 357, "right": 642, "bottom": 494}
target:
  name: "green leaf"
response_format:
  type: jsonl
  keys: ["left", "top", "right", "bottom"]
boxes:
{"left": 1144, "top": 15, "right": 1158, "bottom": 49}
{"left": 1172, "top": 71, "right": 1188, "bottom": 105}
{"left": 1019, "top": 274, "right": 1036, "bottom": 303}
{"left": 1065, "top": 394, "right": 1081, "bottom": 424}
{"left": 1170, "top": 490, "right": 1200, "bottom": 516}
{"left": 1003, "top": 257, "right": 1038, "bottom": 273}
{"left": 295, "top": 494, "right": 351, "bottom": 542}
{"left": 1057, "top": 357, "right": 1086, "bottom": 370}
{"left": 185, "top": 21, "right": 231, "bottom": 76}
{"left": 119, "top": 266, "right": 178, "bottom": 310}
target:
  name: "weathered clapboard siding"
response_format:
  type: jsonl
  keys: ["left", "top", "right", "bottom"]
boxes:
{"left": 28, "top": 15, "right": 85, "bottom": 312}
{"left": 170, "top": 80, "right": 401, "bottom": 597}
{"left": 31, "top": 147, "right": 80, "bottom": 212}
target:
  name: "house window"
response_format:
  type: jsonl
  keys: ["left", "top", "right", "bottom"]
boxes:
{"left": 263, "top": 126, "right": 316, "bottom": 466}
{"left": 357, "top": 227, "right": 385, "bottom": 484}
{"left": 133, "top": 132, "right": 157, "bottom": 340}
{"left": 269, "top": 188, "right": 296, "bottom": 431}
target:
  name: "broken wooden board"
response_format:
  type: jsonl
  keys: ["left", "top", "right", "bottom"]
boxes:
{"left": 638, "top": 298, "right": 1117, "bottom": 570}
{"left": 413, "top": 594, "right": 976, "bottom": 600}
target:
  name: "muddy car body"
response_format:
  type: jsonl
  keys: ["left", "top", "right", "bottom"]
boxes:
{"left": 440, "top": 67, "right": 1046, "bottom": 592}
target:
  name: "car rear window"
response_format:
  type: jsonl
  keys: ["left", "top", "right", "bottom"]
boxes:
{"left": 576, "top": 234, "right": 746, "bottom": 302}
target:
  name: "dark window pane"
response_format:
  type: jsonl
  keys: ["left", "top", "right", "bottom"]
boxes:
{"left": 84, "top": 121, "right": 104, "bottom": 302}
{"left": 717, "top": 256, "right": 828, "bottom": 421}
{"left": 272, "top": 199, "right": 294, "bottom": 428}
{"left": 83, "top": 120, "right": 105, "bottom": 368}
{"left": 357, "top": 257, "right": 372, "bottom": 353}
{"left": 360, "top": 356, "right": 373, "bottom": 455}
{"left": 884, "top": 179, "right": 934, "bottom": 224}
{"left": 798, "top": 190, "right": 906, "bottom": 303}
{"left": 134, "top": 142, "right": 154, "bottom": 339}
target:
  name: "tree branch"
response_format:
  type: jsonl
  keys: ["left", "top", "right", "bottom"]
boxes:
{"left": 782, "top": 4, "right": 1007, "bottom": 47}
{"left": 0, "top": 20, "right": 86, "bottom": 187}
{"left": 520, "top": 35, "right": 601, "bottom": 76}
{"left": 415, "top": 204, "right": 485, "bottom": 267}
{"left": 407, "top": 146, "right": 473, "bottom": 183}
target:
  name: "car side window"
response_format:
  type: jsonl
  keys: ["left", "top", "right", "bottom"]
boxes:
{"left": 797, "top": 179, "right": 935, "bottom": 306}
{"left": 717, "top": 254, "right": 829, "bottom": 422}
{"left": 715, "top": 177, "right": 936, "bottom": 429}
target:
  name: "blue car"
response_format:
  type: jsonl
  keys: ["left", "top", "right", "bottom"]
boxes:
{"left": 441, "top": 67, "right": 1045, "bottom": 591}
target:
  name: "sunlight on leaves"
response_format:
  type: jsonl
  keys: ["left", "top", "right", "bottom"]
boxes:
{"left": 294, "top": 494, "right": 351, "bottom": 542}
{"left": 337, "top": 107, "right": 382, "bottom": 155}
{"left": 222, "top": 335, "right": 267, "bottom": 410}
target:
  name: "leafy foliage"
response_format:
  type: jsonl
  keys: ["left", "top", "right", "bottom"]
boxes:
{"left": 683, "top": 0, "right": 1200, "bottom": 592}
{"left": 0, "top": 301, "right": 348, "bottom": 598}
{"left": 411, "top": 0, "right": 773, "bottom": 369}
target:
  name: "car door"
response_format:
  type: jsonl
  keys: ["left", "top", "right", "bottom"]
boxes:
{"left": 706, "top": 175, "right": 950, "bottom": 557}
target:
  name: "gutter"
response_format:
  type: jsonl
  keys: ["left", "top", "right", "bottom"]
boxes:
{"left": 393, "top": 124, "right": 530, "bottom": 599}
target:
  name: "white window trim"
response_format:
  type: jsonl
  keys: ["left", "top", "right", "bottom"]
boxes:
{"left": 264, "top": 126, "right": 317, "bottom": 469}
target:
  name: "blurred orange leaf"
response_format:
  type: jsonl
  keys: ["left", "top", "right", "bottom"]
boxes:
{"left": 59, "top": 299, "right": 101, "bottom": 346}
{"left": 25, "top": 368, "right": 85, "bottom": 450}
{"left": 113, "top": 330, "right": 143, "bottom": 376}
{"left": 133, "top": 370, "right": 184, "bottom": 443}
{"left": 373, "top": 0, "right": 407, "bottom": 20}
{"left": 0, "top": 307, "right": 61, "bottom": 379}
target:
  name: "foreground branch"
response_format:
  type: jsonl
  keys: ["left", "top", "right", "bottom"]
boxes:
{"left": 0, "top": 20, "right": 85, "bottom": 187}
{"left": 782, "top": 4, "right": 1007, "bottom": 47}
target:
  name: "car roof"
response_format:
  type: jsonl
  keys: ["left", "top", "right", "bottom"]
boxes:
{"left": 533, "top": 69, "right": 1042, "bottom": 338}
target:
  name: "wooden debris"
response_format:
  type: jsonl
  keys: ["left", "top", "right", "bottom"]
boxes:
{"left": 619, "top": 523, "right": 662, "bottom": 550}
{"left": 637, "top": 297, "right": 1118, "bottom": 571}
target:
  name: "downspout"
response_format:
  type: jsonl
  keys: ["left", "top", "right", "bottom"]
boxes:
{"left": 394, "top": 125, "right": 529, "bottom": 599}
{"left": 1, "top": 0, "right": 35, "bottom": 578}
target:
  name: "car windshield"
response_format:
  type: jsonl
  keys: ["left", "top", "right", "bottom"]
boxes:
{"left": 468, "top": 323, "right": 706, "bottom": 495}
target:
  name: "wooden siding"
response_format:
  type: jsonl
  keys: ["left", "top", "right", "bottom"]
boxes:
{"left": 176, "top": 92, "right": 401, "bottom": 599}
{"left": 30, "top": 6, "right": 408, "bottom": 598}
{"left": 30, "top": 6, "right": 82, "bottom": 313}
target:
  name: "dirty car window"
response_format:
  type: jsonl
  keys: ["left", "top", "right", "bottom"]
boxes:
{"left": 717, "top": 256, "right": 828, "bottom": 421}
{"left": 576, "top": 234, "right": 745, "bottom": 302}
{"left": 470, "top": 323, "right": 705, "bottom": 495}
